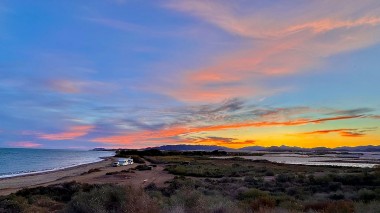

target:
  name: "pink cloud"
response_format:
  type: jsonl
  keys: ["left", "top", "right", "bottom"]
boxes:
{"left": 9, "top": 141, "right": 42, "bottom": 148}
{"left": 45, "top": 79, "right": 118, "bottom": 94}
{"left": 39, "top": 125, "right": 94, "bottom": 140}
{"left": 160, "top": 0, "right": 380, "bottom": 103}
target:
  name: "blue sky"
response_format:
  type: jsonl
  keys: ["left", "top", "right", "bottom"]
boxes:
{"left": 1, "top": 0, "right": 380, "bottom": 149}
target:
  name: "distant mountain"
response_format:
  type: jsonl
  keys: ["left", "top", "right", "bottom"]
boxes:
{"left": 91, "top": 148, "right": 109, "bottom": 151}
{"left": 331, "top": 146, "right": 380, "bottom": 152}
{"left": 241, "top": 145, "right": 306, "bottom": 152}
{"left": 146, "top": 144, "right": 380, "bottom": 152}
{"left": 147, "top": 144, "right": 233, "bottom": 151}
{"left": 239, "top": 146, "right": 266, "bottom": 151}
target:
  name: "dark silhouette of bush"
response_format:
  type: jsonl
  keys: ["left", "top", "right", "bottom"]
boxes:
{"left": 81, "top": 168, "right": 101, "bottom": 175}
{"left": 0, "top": 195, "right": 29, "bottom": 213}
{"left": 249, "top": 196, "right": 276, "bottom": 211}
{"left": 329, "top": 192, "right": 345, "bottom": 200}
{"left": 135, "top": 165, "right": 152, "bottom": 171}
{"left": 131, "top": 156, "right": 145, "bottom": 164}
{"left": 265, "top": 170, "right": 275, "bottom": 176}
{"left": 328, "top": 182, "right": 342, "bottom": 191}
{"left": 237, "top": 188, "right": 269, "bottom": 200}
{"left": 275, "top": 173, "right": 294, "bottom": 183}
{"left": 358, "top": 189, "right": 376, "bottom": 202}
{"left": 15, "top": 181, "right": 88, "bottom": 202}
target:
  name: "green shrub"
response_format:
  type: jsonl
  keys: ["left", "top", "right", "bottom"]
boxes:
{"left": 237, "top": 188, "right": 269, "bottom": 200}
{"left": 15, "top": 181, "right": 85, "bottom": 202}
{"left": 65, "top": 185, "right": 127, "bottom": 213}
{"left": 0, "top": 195, "right": 29, "bottom": 213}
{"left": 358, "top": 189, "right": 376, "bottom": 202}
{"left": 65, "top": 185, "right": 158, "bottom": 213}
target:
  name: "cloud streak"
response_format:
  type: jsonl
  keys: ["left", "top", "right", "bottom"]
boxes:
{"left": 45, "top": 79, "right": 118, "bottom": 94}
{"left": 296, "top": 127, "right": 377, "bottom": 138}
{"left": 91, "top": 114, "right": 363, "bottom": 145}
{"left": 39, "top": 125, "right": 94, "bottom": 141}
{"left": 8, "top": 141, "right": 42, "bottom": 148}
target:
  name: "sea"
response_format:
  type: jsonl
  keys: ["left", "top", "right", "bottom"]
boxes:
{"left": 0, "top": 148, "right": 114, "bottom": 178}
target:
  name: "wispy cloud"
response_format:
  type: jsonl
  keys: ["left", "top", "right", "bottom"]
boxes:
{"left": 295, "top": 127, "right": 377, "bottom": 138}
{"left": 161, "top": 0, "right": 380, "bottom": 102}
{"left": 84, "top": 17, "right": 147, "bottom": 33}
{"left": 327, "top": 108, "right": 374, "bottom": 116}
{"left": 8, "top": 141, "right": 42, "bottom": 148}
{"left": 45, "top": 79, "right": 118, "bottom": 94}
{"left": 91, "top": 114, "right": 363, "bottom": 146}
{"left": 39, "top": 125, "right": 94, "bottom": 140}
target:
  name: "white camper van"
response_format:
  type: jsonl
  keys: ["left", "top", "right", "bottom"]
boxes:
{"left": 113, "top": 157, "right": 134, "bottom": 166}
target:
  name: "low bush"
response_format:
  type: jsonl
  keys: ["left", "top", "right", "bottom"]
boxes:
{"left": 275, "top": 173, "right": 294, "bottom": 183}
{"left": 131, "top": 156, "right": 145, "bottom": 164}
{"left": 329, "top": 192, "right": 345, "bottom": 200}
{"left": 0, "top": 195, "right": 29, "bottom": 213}
{"left": 265, "top": 170, "right": 275, "bottom": 176}
{"left": 358, "top": 188, "right": 376, "bottom": 202}
{"left": 135, "top": 165, "right": 152, "bottom": 171}
{"left": 65, "top": 185, "right": 158, "bottom": 213}
{"left": 249, "top": 196, "right": 276, "bottom": 211}
{"left": 81, "top": 168, "right": 101, "bottom": 175}
{"left": 15, "top": 181, "right": 86, "bottom": 202}
{"left": 237, "top": 188, "right": 269, "bottom": 201}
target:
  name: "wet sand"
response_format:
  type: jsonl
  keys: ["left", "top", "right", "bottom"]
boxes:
{"left": 0, "top": 157, "right": 173, "bottom": 196}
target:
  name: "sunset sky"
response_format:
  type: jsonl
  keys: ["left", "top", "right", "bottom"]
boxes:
{"left": 1, "top": 0, "right": 380, "bottom": 149}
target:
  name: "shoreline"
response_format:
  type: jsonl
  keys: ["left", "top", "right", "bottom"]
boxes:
{"left": 0, "top": 157, "right": 114, "bottom": 195}
{"left": 0, "top": 157, "right": 110, "bottom": 180}
{"left": 0, "top": 157, "right": 173, "bottom": 196}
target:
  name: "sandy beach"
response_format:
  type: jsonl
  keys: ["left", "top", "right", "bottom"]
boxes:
{"left": 0, "top": 157, "right": 173, "bottom": 196}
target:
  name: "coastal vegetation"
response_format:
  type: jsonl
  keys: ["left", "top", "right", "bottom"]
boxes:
{"left": 0, "top": 151, "right": 379, "bottom": 212}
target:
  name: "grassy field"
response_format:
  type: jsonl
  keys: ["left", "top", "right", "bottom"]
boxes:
{"left": 1, "top": 153, "right": 379, "bottom": 213}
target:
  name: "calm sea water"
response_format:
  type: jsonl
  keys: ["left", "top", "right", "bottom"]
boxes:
{"left": 0, "top": 148, "right": 114, "bottom": 178}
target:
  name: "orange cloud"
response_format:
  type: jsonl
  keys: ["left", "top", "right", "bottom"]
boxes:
{"left": 91, "top": 115, "right": 362, "bottom": 145}
{"left": 185, "top": 136, "right": 256, "bottom": 148}
{"left": 39, "top": 125, "right": 94, "bottom": 140}
{"left": 297, "top": 128, "right": 370, "bottom": 138}
{"left": 9, "top": 141, "right": 42, "bottom": 148}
